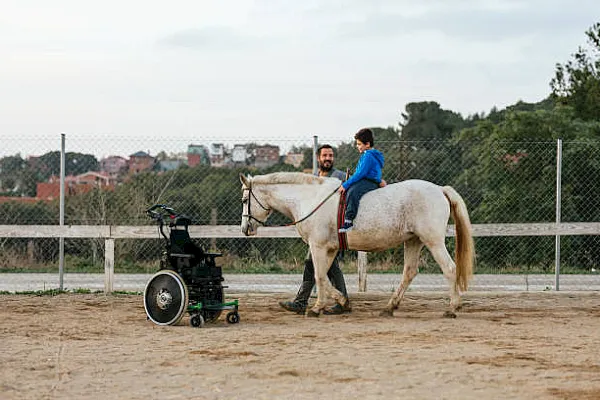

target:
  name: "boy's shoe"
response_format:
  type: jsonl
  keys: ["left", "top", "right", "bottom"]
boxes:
{"left": 279, "top": 300, "right": 306, "bottom": 314}
{"left": 338, "top": 221, "right": 353, "bottom": 233}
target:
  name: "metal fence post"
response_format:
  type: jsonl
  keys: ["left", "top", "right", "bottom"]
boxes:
{"left": 312, "top": 135, "right": 318, "bottom": 174}
{"left": 555, "top": 138, "right": 562, "bottom": 291}
{"left": 59, "top": 133, "right": 65, "bottom": 290}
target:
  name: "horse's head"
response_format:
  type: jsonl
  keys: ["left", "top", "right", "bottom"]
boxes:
{"left": 239, "top": 173, "right": 272, "bottom": 236}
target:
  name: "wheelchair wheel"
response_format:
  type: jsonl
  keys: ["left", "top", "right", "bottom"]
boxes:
{"left": 144, "top": 270, "right": 188, "bottom": 326}
{"left": 226, "top": 311, "right": 240, "bottom": 324}
{"left": 190, "top": 314, "right": 205, "bottom": 328}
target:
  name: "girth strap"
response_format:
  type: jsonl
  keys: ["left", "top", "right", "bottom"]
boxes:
{"left": 337, "top": 192, "right": 348, "bottom": 251}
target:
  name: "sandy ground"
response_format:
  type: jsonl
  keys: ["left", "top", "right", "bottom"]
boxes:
{"left": 1, "top": 291, "right": 600, "bottom": 400}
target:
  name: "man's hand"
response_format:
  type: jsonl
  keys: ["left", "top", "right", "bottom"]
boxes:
{"left": 379, "top": 179, "right": 387, "bottom": 188}
{"left": 338, "top": 186, "right": 345, "bottom": 194}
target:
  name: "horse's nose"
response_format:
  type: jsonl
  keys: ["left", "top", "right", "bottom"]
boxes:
{"left": 242, "top": 222, "right": 251, "bottom": 236}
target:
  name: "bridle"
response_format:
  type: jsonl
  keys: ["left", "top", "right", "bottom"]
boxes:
{"left": 242, "top": 185, "right": 272, "bottom": 226}
{"left": 242, "top": 181, "right": 341, "bottom": 228}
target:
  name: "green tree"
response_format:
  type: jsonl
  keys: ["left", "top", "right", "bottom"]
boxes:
{"left": 455, "top": 106, "right": 600, "bottom": 271}
{"left": 32, "top": 151, "right": 99, "bottom": 182}
{"left": 400, "top": 101, "right": 467, "bottom": 143}
{"left": 0, "top": 154, "right": 26, "bottom": 193}
{"left": 551, "top": 22, "right": 600, "bottom": 121}
{"left": 395, "top": 102, "right": 468, "bottom": 184}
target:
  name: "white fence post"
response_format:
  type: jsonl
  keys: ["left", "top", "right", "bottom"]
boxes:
{"left": 357, "top": 251, "right": 368, "bottom": 292}
{"left": 104, "top": 239, "right": 115, "bottom": 294}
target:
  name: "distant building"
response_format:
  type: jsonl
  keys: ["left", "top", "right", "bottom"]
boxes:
{"left": 232, "top": 144, "right": 248, "bottom": 165}
{"left": 157, "top": 160, "right": 185, "bottom": 172}
{"left": 254, "top": 145, "right": 280, "bottom": 169}
{"left": 128, "top": 151, "right": 155, "bottom": 174}
{"left": 0, "top": 196, "right": 42, "bottom": 204}
{"left": 187, "top": 145, "right": 210, "bottom": 167}
{"left": 37, "top": 172, "right": 116, "bottom": 200}
{"left": 284, "top": 152, "right": 304, "bottom": 168}
{"left": 209, "top": 144, "right": 225, "bottom": 167}
{"left": 100, "top": 156, "right": 127, "bottom": 178}
{"left": 75, "top": 171, "right": 113, "bottom": 186}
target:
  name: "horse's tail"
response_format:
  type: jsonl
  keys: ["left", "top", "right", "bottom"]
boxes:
{"left": 442, "top": 186, "right": 475, "bottom": 292}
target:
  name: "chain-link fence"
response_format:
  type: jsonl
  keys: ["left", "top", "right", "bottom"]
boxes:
{"left": 2, "top": 134, "right": 600, "bottom": 291}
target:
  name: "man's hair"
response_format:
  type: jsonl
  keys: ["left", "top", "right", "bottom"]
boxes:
{"left": 354, "top": 128, "right": 374, "bottom": 147}
{"left": 316, "top": 144, "right": 335, "bottom": 157}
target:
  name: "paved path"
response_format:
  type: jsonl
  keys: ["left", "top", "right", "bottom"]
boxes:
{"left": 2, "top": 273, "right": 600, "bottom": 293}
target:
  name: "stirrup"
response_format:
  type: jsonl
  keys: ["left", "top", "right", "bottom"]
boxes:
{"left": 338, "top": 221, "right": 353, "bottom": 233}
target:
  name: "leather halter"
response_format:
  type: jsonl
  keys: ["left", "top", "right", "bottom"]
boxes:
{"left": 242, "top": 186, "right": 271, "bottom": 226}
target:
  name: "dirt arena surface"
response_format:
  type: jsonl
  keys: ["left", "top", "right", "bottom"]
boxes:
{"left": 1, "top": 291, "right": 600, "bottom": 400}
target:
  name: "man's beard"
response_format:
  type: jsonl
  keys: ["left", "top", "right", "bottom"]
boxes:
{"left": 319, "top": 161, "right": 333, "bottom": 172}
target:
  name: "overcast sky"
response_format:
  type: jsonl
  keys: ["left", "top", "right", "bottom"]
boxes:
{"left": 0, "top": 0, "right": 598, "bottom": 156}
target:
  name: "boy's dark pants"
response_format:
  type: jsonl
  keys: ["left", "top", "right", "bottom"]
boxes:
{"left": 345, "top": 179, "right": 379, "bottom": 221}
{"left": 294, "top": 256, "right": 348, "bottom": 306}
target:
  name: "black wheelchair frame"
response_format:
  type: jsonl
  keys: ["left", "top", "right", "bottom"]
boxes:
{"left": 143, "top": 204, "right": 240, "bottom": 327}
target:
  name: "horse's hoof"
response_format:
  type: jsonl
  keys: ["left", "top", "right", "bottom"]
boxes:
{"left": 379, "top": 309, "right": 394, "bottom": 318}
{"left": 443, "top": 311, "right": 457, "bottom": 319}
{"left": 306, "top": 309, "right": 320, "bottom": 318}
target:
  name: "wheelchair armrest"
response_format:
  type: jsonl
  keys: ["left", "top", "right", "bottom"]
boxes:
{"left": 170, "top": 253, "right": 194, "bottom": 258}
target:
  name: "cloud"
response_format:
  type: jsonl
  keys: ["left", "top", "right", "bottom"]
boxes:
{"left": 332, "top": 0, "right": 598, "bottom": 42}
{"left": 158, "top": 26, "right": 251, "bottom": 50}
{"left": 0, "top": 0, "right": 597, "bottom": 146}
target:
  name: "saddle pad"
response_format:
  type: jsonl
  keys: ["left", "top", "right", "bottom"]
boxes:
{"left": 337, "top": 192, "right": 348, "bottom": 251}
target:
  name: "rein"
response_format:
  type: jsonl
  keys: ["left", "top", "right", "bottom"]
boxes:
{"left": 243, "top": 184, "right": 341, "bottom": 227}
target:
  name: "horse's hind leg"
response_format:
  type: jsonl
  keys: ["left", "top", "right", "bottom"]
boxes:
{"left": 426, "top": 241, "right": 461, "bottom": 318}
{"left": 380, "top": 238, "right": 423, "bottom": 317}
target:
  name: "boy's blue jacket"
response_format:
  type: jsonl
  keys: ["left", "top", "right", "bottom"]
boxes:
{"left": 342, "top": 149, "right": 384, "bottom": 190}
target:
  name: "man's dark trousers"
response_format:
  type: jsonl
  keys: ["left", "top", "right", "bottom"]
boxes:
{"left": 294, "top": 257, "right": 348, "bottom": 306}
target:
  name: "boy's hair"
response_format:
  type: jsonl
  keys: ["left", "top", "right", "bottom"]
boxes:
{"left": 354, "top": 128, "right": 374, "bottom": 147}
{"left": 316, "top": 144, "right": 335, "bottom": 157}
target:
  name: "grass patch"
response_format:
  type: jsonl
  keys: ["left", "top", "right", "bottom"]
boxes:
{"left": 12, "top": 288, "right": 70, "bottom": 296}
{"left": 112, "top": 290, "right": 143, "bottom": 295}
{"left": 1, "top": 253, "right": 599, "bottom": 275}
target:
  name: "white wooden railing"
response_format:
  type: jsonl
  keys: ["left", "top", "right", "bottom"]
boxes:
{"left": 2, "top": 223, "right": 600, "bottom": 293}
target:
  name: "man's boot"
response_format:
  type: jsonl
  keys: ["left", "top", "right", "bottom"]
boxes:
{"left": 279, "top": 281, "right": 312, "bottom": 314}
{"left": 323, "top": 258, "right": 351, "bottom": 315}
{"left": 279, "top": 299, "right": 307, "bottom": 314}
{"left": 279, "top": 260, "right": 314, "bottom": 314}
{"left": 323, "top": 298, "right": 352, "bottom": 315}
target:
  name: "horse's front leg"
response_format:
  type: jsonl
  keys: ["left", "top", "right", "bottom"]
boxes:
{"left": 306, "top": 247, "right": 342, "bottom": 317}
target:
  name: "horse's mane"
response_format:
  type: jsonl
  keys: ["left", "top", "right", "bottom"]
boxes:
{"left": 252, "top": 172, "right": 325, "bottom": 185}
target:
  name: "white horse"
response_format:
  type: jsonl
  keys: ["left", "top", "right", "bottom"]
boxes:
{"left": 239, "top": 172, "right": 475, "bottom": 318}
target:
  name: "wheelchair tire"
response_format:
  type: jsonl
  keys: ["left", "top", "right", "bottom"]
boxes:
{"left": 144, "top": 270, "right": 189, "bottom": 326}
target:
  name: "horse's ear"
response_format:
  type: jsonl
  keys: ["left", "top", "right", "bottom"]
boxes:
{"left": 239, "top": 173, "right": 250, "bottom": 187}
